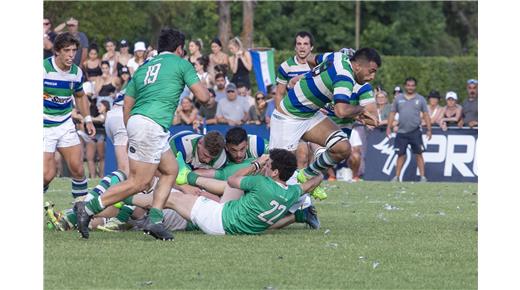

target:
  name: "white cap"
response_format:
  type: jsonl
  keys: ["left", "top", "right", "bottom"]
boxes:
{"left": 394, "top": 86, "right": 401, "bottom": 92}
{"left": 445, "top": 91, "right": 458, "bottom": 100}
{"left": 134, "top": 41, "right": 146, "bottom": 52}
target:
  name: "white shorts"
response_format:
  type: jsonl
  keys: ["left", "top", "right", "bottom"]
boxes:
{"left": 190, "top": 196, "right": 225, "bottom": 235}
{"left": 105, "top": 106, "right": 128, "bottom": 146}
{"left": 350, "top": 127, "right": 362, "bottom": 147}
{"left": 269, "top": 109, "right": 327, "bottom": 151}
{"left": 126, "top": 115, "right": 170, "bottom": 164}
{"left": 43, "top": 119, "right": 80, "bottom": 153}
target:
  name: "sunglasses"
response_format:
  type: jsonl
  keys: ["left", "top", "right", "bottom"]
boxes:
{"left": 256, "top": 98, "right": 265, "bottom": 101}
{"left": 67, "top": 24, "right": 77, "bottom": 27}
{"left": 467, "top": 79, "right": 478, "bottom": 85}
{"left": 43, "top": 22, "right": 50, "bottom": 25}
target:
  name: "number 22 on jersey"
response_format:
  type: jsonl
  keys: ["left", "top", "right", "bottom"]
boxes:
{"left": 144, "top": 64, "right": 162, "bottom": 85}
{"left": 257, "top": 200, "right": 287, "bottom": 225}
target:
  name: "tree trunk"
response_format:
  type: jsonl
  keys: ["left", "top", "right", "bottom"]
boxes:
{"left": 241, "top": 0, "right": 255, "bottom": 49}
{"left": 218, "top": 0, "right": 232, "bottom": 52}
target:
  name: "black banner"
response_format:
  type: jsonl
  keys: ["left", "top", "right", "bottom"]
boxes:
{"left": 364, "top": 127, "right": 478, "bottom": 182}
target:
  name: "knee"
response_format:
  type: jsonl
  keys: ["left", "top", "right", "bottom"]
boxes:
{"left": 44, "top": 167, "right": 56, "bottom": 184}
{"left": 330, "top": 141, "right": 351, "bottom": 159}
{"left": 69, "top": 163, "right": 85, "bottom": 179}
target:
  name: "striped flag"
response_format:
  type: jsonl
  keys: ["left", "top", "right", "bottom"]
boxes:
{"left": 250, "top": 48, "right": 276, "bottom": 94}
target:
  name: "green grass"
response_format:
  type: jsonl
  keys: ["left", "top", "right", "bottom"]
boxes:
{"left": 44, "top": 178, "right": 477, "bottom": 289}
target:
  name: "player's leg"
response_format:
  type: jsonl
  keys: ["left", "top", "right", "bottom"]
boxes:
{"left": 409, "top": 128, "right": 427, "bottom": 181}
{"left": 59, "top": 143, "right": 89, "bottom": 202}
{"left": 296, "top": 141, "right": 310, "bottom": 169}
{"left": 220, "top": 184, "right": 245, "bottom": 204}
{"left": 85, "top": 140, "right": 96, "bottom": 178}
{"left": 43, "top": 152, "right": 56, "bottom": 194}
{"left": 147, "top": 149, "right": 178, "bottom": 226}
{"left": 114, "top": 145, "right": 129, "bottom": 175}
{"left": 96, "top": 135, "right": 106, "bottom": 178}
{"left": 392, "top": 131, "right": 408, "bottom": 182}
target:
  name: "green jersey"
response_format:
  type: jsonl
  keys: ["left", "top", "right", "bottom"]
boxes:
{"left": 126, "top": 52, "right": 199, "bottom": 130}
{"left": 221, "top": 176, "right": 302, "bottom": 235}
{"left": 214, "top": 158, "right": 255, "bottom": 180}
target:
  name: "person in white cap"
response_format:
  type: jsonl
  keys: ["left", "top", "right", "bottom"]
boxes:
{"left": 127, "top": 41, "right": 147, "bottom": 76}
{"left": 440, "top": 91, "right": 462, "bottom": 131}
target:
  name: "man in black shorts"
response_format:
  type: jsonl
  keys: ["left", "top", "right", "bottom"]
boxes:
{"left": 386, "top": 77, "right": 432, "bottom": 182}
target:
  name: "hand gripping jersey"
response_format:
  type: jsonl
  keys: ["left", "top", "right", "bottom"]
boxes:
{"left": 323, "top": 82, "right": 375, "bottom": 126}
{"left": 43, "top": 57, "right": 83, "bottom": 127}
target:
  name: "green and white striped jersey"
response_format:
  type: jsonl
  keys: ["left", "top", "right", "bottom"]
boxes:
{"left": 280, "top": 52, "right": 363, "bottom": 119}
{"left": 324, "top": 82, "right": 375, "bottom": 126}
{"left": 169, "top": 131, "right": 227, "bottom": 170}
{"left": 276, "top": 56, "right": 312, "bottom": 85}
{"left": 43, "top": 57, "right": 83, "bottom": 128}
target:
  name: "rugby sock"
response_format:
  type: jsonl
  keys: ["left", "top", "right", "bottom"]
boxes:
{"left": 294, "top": 209, "right": 306, "bottom": 223}
{"left": 123, "top": 195, "right": 134, "bottom": 206}
{"left": 305, "top": 150, "right": 338, "bottom": 176}
{"left": 71, "top": 177, "right": 88, "bottom": 199}
{"left": 44, "top": 184, "right": 49, "bottom": 194}
{"left": 149, "top": 207, "right": 164, "bottom": 224}
{"left": 187, "top": 172, "right": 199, "bottom": 186}
{"left": 115, "top": 205, "right": 135, "bottom": 223}
{"left": 64, "top": 210, "right": 77, "bottom": 227}
{"left": 85, "top": 196, "right": 105, "bottom": 216}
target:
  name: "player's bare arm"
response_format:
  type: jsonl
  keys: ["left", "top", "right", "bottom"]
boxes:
{"left": 227, "top": 155, "right": 269, "bottom": 188}
{"left": 190, "top": 81, "right": 210, "bottom": 105}
{"left": 299, "top": 173, "right": 324, "bottom": 194}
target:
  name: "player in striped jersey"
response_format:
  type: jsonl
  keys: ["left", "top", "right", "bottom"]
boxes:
{"left": 270, "top": 48, "right": 381, "bottom": 200}
{"left": 169, "top": 130, "right": 227, "bottom": 170}
{"left": 43, "top": 32, "right": 95, "bottom": 202}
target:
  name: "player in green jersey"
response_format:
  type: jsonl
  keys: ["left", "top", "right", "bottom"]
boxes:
{"left": 75, "top": 28, "right": 210, "bottom": 240}
{"left": 163, "top": 149, "right": 322, "bottom": 235}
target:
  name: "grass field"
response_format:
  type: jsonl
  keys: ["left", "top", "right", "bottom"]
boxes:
{"left": 44, "top": 178, "right": 477, "bottom": 289}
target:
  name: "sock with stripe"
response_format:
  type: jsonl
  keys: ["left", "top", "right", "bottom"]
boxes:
{"left": 304, "top": 150, "right": 338, "bottom": 176}
{"left": 85, "top": 196, "right": 105, "bottom": 216}
{"left": 71, "top": 177, "right": 88, "bottom": 199}
{"left": 294, "top": 209, "right": 306, "bottom": 223}
{"left": 149, "top": 208, "right": 164, "bottom": 224}
{"left": 44, "top": 184, "right": 49, "bottom": 194}
{"left": 115, "top": 205, "right": 135, "bottom": 223}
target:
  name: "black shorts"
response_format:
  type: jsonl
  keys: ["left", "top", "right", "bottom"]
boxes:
{"left": 394, "top": 128, "right": 424, "bottom": 156}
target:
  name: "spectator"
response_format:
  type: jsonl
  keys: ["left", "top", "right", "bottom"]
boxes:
{"left": 393, "top": 86, "right": 401, "bottom": 98}
{"left": 54, "top": 17, "right": 88, "bottom": 67}
{"left": 127, "top": 41, "right": 146, "bottom": 76}
{"left": 460, "top": 79, "right": 478, "bottom": 128}
{"left": 197, "top": 88, "right": 218, "bottom": 125}
{"left": 264, "top": 86, "right": 277, "bottom": 128}
{"left": 188, "top": 39, "right": 203, "bottom": 66}
{"left": 375, "top": 90, "right": 392, "bottom": 126}
{"left": 440, "top": 91, "right": 462, "bottom": 131}
{"left": 94, "top": 61, "right": 120, "bottom": 107}
{"left": 102, "top": 38, "right": 119, "bottom": 76}
{"left": 194, "top": 56, "right": 212, "bottom": 88}
{"left": 216, "top": 83, "right": 250, "bottom": 126}
{"left": 86, "top": 100, "right": 110, "bottom": 178}
{"left": 208, "top": 38, "right": 229, "bottom": 79}
{"left": 43, "top": 17, "right": 57, "bottom": 59}
{"left": 146, "top": 44, "right": 157, "bottom": 60}
{"left": 83, "top": 44, "right": 102, "bottom": 81}
{"left": 425, "top": 90, "right": 444, "bottom": 126}
{"left": 237, "top": 83, "right": 255, "bottom": 109}
{"left": 116, "top": 39, "right": 132, "bottom": 75}
{"left": 248, "top": 91, "right": 268, "bottom": 125}
{"left": 386, "top": 77, "right": 432, "bottom": 182}
{"left": 213, "top": 72, "right": 227, "bottom": 102}
{"left": 173, "top": 97, "right": 199, "bottom": 125}
{"left": 228, "top": 37, "right": 252, "bottom": 88}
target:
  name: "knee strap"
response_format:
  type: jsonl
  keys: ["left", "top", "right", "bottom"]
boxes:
{"left": 324, "top": 130, "right": 349, "bottom": 151}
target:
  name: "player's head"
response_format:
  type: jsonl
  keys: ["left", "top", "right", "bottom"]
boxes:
{"left": 225, "top": 127, "right": 248, "bottom": 163}
{"left": 265, "top": 149, "right": 297, "bottom": 182}
{"left": 198, "top": 131, "right": 225, "bottom": 164}
{"left": 350, "top": 48, "right": 381, "bottom": 84}
{"left": 294, "top": 31, "right": 314, "bottom": 60}
{"left": 404, "top": 77, "right": 417, "bottom": 94}
{"left": 158, "top": 27, "right": 186, "bottom": 55}
{"left": 53, "top": 32, "right": 79, "bottom": 69}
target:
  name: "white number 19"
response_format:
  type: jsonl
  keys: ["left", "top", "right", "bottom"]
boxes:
{"left": 144, "top": 64, "right": 162, "bottom": 85}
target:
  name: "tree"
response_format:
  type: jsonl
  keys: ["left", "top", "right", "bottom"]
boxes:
{"left": 218, "top": 0, "right": 232, "bottom": 51}
{"left": 241, "top": 0, "right": 255, "bottom": 48}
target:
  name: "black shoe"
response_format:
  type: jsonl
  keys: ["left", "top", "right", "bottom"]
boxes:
{"left": 74, "top": 201, "right": 92, "bottom": 239}
{"left": 143, "top": 219, "right": 173, "bottom": 241}
{"left": 303, "top": 205, "right": 320, "bottom": 230}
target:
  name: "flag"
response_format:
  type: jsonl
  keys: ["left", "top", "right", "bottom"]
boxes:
{"left": 250, "top": 48, "right": 276, "bottom": 94}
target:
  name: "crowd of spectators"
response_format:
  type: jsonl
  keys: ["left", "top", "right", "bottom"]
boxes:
{"left": 44, "top": 16, "right": 478, "bottom": 181}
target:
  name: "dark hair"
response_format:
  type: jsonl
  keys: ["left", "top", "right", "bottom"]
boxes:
{"left": 104, "top": 38, "right": 115, "bottom": 46}
{"left": 351, "top": 47, "right": 382, "bottom": 67}
{"left": 269, "top": 149, "right": 297, "bottom": 182}
{"left": 43, "top": 17, "right": 52, "bottom": 25}
{"left": 196, "top": 56, "right": 209, "bottom": 71}
{"left": 208, "top": 88, "right": 216, "bottom": 98}
{"left": 214, "top": 64, "right": 228, "bottom": 75}
{"left": 428, "top": 90, "right": 440, "bottom": 99}
{"left": 53, "top": 32, "right": 80, "bottom": 54}
{"left": 404, "top": 77, "right": 417, "bottom": 85}
{"left": 236, "top": 82, "right": 250, "bottom": 90}
{"left": 88, "top": 43, "right": 99, "bottom": 53}
{"left": 158, "top": 27, "right": 185, "bottom": 54}
{"left": 225, "top": 127, "right": 248, "bottom": 145}
{"left": 190, "top": 39, "right": 203, "bottom": 50}
{"left": 294, "top": 31, "right": 314, "bottom": 46}
{"left": 99, "top": 100, "right": 111, "bottom": 112}
{"left": 101, "top": 60, "right": 110, "bottom": 67}
{"left": 215, "top": 72, "right": 226, "bottom": 81}
{"left": 211, "top": 38, "right": 222, "bottom": 48}
{"left": 203, "top": 131, "right": 225, "bottom": 157}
